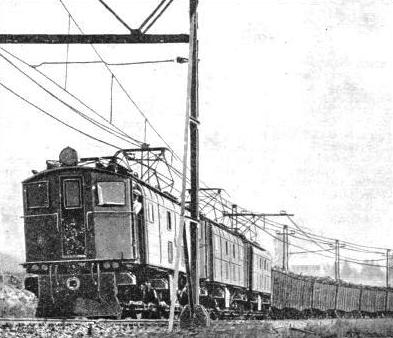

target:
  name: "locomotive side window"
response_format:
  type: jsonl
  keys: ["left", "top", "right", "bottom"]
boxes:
{"left": 97, "top": 182, "right": 126, "bottom": 206}
{"left": 233, "top": 244, "right": 236, "bottom": 259}
{"left": 167, "top": 211, "right": 172, "bottom": 230}
{"left": 214, "top": 236, "right": 220, "bottom": 256}
{"left": 168, "top": 241, "right": 173, "bottom": 263}
{"left": 147, "top": 203, "right": 155, "bottom": 222}
{"left": 26, "top": 181, "right": 49, "bottom": 208}
{"left": 64, "top": 179, "right": 81, "bottom": 208}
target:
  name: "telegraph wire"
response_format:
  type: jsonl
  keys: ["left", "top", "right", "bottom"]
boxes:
{"left": 1, "top": 2, "right": 388, "bottom": 271}
{"left": 261, "top": 226, "right": 387, "bottom": 269}
{"left": 32, "top": 58, "right": 179, "bottom": 68}
{"left": 268, "top": 225, "right": 387, "bottom": 267}
{"left": 59, "top": 0, "right": 182, "bottom": 162}
{"left": 110, "top": 74, "right": 114, "bottom": 124}
{"left": 266, "top": 214, "right": 390, "bottom": 254}
{"left": 59, "top": 0, "right": 235, "bottom": 214}
{"left": 0, "top": 81, "right": 120, "bottom": 150}
{"left": 29, "top": 0, "right": 392, "bottom": 262}
{"left": 0, "top": 47, "right": 143, "bottom": 146}
{"left": 0, "top": 50, "right": 141, "bottom": 148}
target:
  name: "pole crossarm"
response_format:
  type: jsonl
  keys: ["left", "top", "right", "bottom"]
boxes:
{"left": 0, "top": 34, "right": 189, "bottom": 44}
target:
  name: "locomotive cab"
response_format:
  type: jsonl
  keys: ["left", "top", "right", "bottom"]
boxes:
{"left": 22, "top": 148, "right": 141, "bottom": 317}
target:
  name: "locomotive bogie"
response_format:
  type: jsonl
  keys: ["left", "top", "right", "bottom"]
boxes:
{"left": 35, "top": 271, "right": 121, "bottom": 318}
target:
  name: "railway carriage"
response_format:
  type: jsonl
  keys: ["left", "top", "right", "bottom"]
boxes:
{"left": 336, "top": 284, "right": 361, "bottom": 315}
{"left": 199, "top": 219, "right": 272, "bottom": 317}
{"left": 271, "top": 269, "right": 393, "bottom": 318}
{"left": 248, "top": 244, "right": 272, "bottom": 311}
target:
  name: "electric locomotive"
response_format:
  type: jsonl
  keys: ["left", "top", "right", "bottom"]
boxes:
{"left": 22, "top": 147, "right": 273, "bottom": 318}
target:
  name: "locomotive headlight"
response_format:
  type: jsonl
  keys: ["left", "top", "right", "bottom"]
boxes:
{"left": 103, "top": 262, "right": 111, "bottom": 269}
{"left": 41, "top": 264, "right": 48, "bottom": 271}
{"left": 31, "top": 264, "right": 39, "bottom": 271}
{"left": 59, "top": 147, "right": 78, "bottom": 166}
{"left": 112, "top": 262, "right": 119, "bottom": 269}
{"left": 66, "top": 277, "right": 81, "bottom": 291}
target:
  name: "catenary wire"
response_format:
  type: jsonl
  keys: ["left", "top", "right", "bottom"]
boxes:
{"left": 0, "top": 47, "right": 143, "bottom": 146}
{"left": 0, "top": 50, "right": 142, "bottom": 148}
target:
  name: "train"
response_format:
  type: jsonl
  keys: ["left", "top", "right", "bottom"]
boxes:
{"left": 22, "top": 146, "right": 271, "bottom": 318}
{"left": 22, "top": 147, "right": 393, "bottom": 319}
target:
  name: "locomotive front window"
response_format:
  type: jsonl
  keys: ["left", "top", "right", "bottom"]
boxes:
{"left": 64, "top": 179, "right": 81, "bottom": 208}
{"left": 26, "top": 181, "right": 49, "bottom": 208}
{"left": 97, "top": 182, "right": 126, "bottom": 206}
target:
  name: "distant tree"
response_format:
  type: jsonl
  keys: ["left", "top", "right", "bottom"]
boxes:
{"left": 341, "top": 261, "right": 357, "bottom": 279}
{"left": 360, "top": 260, "right": 384, "bottom": 281}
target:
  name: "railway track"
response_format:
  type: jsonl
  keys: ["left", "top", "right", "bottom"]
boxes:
{"left": 0, "top": 317, "right": 173, "bottom": 327}
{"left": 0, "top": 317, "right": 390, "bottom": 336}
{"left": 0, "top": 316, "right": 379, "bottom": 328}
{"left": 0, "top": 318, "right": 177, "bottom": 337}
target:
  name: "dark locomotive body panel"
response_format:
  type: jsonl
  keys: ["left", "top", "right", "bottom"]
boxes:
{"left": 23, "top": 168, "right": 137, "bottom": 266}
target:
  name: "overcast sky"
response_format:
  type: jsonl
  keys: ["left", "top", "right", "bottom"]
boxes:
{"left": 0, "top": 0, "right": 392, "bottom": 267}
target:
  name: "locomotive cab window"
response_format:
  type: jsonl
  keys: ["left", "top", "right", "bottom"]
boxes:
{"left": 167, "top": 211, "right": 172, "bottom": 230}
{"left": 64, "top": 179, "right": 81, "bottom": 208}
{"left": 97, "top": 181, "right": 126, "bottom": 206}
{"left": 26, "top": 181, "right": 49, "bottom": 208}
{"left": 147, "top": 203, "right": 155, "bottom": 222}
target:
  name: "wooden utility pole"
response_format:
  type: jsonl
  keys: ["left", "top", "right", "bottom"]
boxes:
{"left": 189, "top": 0, "right": 200, "bottom": 307}
{"left": 387, "top": 249, "right": 391, "bottom": 288}
{"left": 282, "top": 225, "right": 288, "bottom": 271}
{"left": 335, "top": 240, "right": 340, "bottom": 280}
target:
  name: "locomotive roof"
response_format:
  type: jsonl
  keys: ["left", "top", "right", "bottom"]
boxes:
{"left": 22, "top": 164, "right": 180, "bottom": 204}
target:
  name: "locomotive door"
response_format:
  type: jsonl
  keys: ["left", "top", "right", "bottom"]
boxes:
{"left": 59, "top": 176, "right": 86, "bottom": 257}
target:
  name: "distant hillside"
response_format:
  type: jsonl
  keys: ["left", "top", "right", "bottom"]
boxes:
{"left": 0, "top": 252, "right": 24, "bottom": 273}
